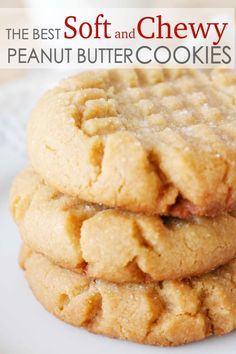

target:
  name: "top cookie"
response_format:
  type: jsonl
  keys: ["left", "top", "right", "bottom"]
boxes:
{"left": 27, "top": 68, "right": 236, "bottom": 217}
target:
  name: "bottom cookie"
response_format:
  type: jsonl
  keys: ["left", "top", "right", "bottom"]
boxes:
{"left": 21, "top": 246, "right": 236, "bottom": 347}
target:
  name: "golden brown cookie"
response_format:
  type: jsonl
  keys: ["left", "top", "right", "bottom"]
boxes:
{"left": 21, "top": 247, "right": 236, "bottom": 347}
{"left": 27, "top": 68, "right": 236, "bottom": 217}
{"left": 11, "top": 168, "right": 236, "bottom": 283}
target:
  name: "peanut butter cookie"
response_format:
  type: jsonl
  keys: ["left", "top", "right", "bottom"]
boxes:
{"left": 11, "top": 168, "right": 236, "bottom": 283}
{"left": 21, "top": 248, "right": 236, "bottom": 347}
{"left": 27, "top": 68, "right": 236, "bottom": 217}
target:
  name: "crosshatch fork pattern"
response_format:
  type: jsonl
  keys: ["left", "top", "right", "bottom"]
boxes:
{"left": 65, "top": 68, "right": 236, "bottom": 136}
{"left": 28, "top": 68, "right": 236, "bottom": 217}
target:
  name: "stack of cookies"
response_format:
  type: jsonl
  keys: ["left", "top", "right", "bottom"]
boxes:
{"left": 10, "top": 68, "right": 236, "bottom": 346}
